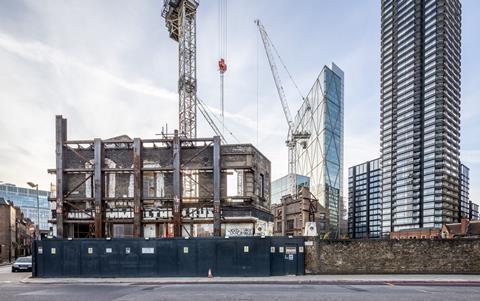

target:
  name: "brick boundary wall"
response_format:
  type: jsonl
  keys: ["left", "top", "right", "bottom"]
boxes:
{"left": 304, "top": 238, "right": 480, "bottom": 274}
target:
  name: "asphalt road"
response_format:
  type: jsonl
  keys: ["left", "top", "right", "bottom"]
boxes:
{"left": 0, "top": 282, "right": 479, "bottom": 301}
{"left": 1, "top": 265, "right": 480, "bottom": 300}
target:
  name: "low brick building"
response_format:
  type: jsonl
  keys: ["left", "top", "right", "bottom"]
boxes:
{"left": 271, "top": 187, "right": 329, "bottom": 237}
{"left": 0, "top": 198, "right": 34, "bottom": 263}
{"left": 389, "top": 227, "right": 441, "bottom": 240}
{"left": 441, "top": 219, "right": 480, "bottom": 239}
{"left": 389, "top": 219, "right": 480, "bottom": 240}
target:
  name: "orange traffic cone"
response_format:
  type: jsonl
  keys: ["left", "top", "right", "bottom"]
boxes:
{"left": 208, "top": 268, "right": 213, "bottom": 278}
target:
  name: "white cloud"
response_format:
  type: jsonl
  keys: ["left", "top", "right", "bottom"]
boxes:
{"left": 0, "top": 32, "right": 177, "bottom": 102}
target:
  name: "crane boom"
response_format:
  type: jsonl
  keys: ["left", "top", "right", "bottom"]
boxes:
{"left": 256, "top": 19, "right": 301, "bottom": 197}
{"left": 255, "top": 20, "right": 294, "bottom": 131}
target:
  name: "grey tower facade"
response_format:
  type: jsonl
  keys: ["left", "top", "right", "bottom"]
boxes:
{"left": 348, "top": 159, "right": 382, "bottom": 239}
{"left": 458, "top": 163, "right": 470, "bottom": 221}
{"left": 380, "top": 0, "right": 462, "bottom": 235}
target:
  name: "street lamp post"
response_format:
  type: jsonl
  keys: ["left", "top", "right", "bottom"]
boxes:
{"left": 27, "top": 182, "right": 40, "bottom": 240}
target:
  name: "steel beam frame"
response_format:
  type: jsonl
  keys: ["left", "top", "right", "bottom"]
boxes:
{"left": 94, "top": 138, "right": 105, "bottom": 237}
{"left": 173, "top": 130, "right": 182, "bottom": 236}
{"left": 213, "top": 136, "right": 221, "bottom": 236}
{"left": 55, "top": 115, "right": 66, "bottom": 237}
{"left": 51, "top": 117, "right": 273, "bottom": 238}
{"left": 133, "top": 138, "right": 143, "bottom": 237}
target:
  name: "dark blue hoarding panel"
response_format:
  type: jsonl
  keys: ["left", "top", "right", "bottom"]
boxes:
{"left": 32, "top": 237, "right": 304, "bottom": 277}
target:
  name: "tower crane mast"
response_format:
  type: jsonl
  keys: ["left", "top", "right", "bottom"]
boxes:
{"left": 162, "top": 0, "right": 199, "bottom": 138}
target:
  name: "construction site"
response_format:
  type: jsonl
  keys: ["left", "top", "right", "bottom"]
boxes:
{"left": 49, "top": 115, "right": 272, "bottom": 238}
{"left": 47, "top": 0, "right": 344, "bottom": 239}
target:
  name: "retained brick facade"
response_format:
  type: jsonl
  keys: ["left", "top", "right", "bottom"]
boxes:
{"left": 272, "top": 188, "right": 329, "bottom": 237}
{"left": 0, "top": 198, "right": 34, "bottom": 263}
{"left": 305, "top": 238, "right": 480, "bottom": 274}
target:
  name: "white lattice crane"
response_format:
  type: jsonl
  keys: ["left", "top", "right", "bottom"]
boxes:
{"left": 255, "top": 19, "right": 310, "bottom": 196}
{"left": 162, "top": 0, "right": 199, "bottom": 138}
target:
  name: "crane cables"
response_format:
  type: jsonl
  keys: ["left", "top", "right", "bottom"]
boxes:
{"left": 197, "top": 96, "right": 240, "bottom": 144}
{"left": 218, "top": 0, "right": 228, "bottom": 135}
{"left": 263, "top": 30, "right": 305, "bottom": 102}
{"left": 264, "top": 28, "right": 322, "bottom": 136}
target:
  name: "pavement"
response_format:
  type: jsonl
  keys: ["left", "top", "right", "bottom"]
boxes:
{"left": 21, "top": 274, "right": 480, "bottom": 286}
{"left": 3, "top": 262, "right": 480, "bottom": 286}
{"left": 0, "top": 264, "right": 31, "bottom": 284}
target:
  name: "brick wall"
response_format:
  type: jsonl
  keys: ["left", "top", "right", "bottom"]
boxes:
{"left": 0, "top": 205, "right": 15, "bottom": 263}
{"left": 305, "top": 238, "right": 480, "bottom": 274}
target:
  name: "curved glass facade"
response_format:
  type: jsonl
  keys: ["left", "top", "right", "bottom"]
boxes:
{"left": 294, "top": 63, "right": 344, "bottom": 231}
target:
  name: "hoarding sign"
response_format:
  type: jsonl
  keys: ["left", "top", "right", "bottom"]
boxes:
{"left": 225, "top": 224, "right": 253, "bottom": 237}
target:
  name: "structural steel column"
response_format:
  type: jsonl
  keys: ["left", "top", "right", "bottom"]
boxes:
{"left": 213, "top": 136, "right": 221, "bottom": 236}
{"left": 55, "top": 115, "right": 66, "bottom": 238}
{"left": 173, "top": 130, "right": 182, "bottom": 237}
{"left": 133, "top": 138, "right": 142, "bottom": 237}
{"left": 94, "top": 138, "right": 105, "bottom": 237}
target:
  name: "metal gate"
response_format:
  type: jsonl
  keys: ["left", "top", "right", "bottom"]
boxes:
{"left": 32, "top": 237, "right": 304, "bottom": 277}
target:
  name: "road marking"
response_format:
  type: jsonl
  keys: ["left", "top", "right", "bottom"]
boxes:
{"left": 385, "top": 282, "right": 395, "bottom": 286}
{"left": 416, "top": 289, "right": 430, "bottom": 293}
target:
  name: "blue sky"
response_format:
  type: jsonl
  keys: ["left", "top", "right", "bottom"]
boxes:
{"left": 0, "top": 0, "right": 479, "bottom": 202}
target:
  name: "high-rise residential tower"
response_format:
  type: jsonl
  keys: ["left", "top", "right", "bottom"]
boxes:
{"left": 348, "top": 159, "right": 382, "bottom": 239}
{"left": 380, "top": 0, "right": 462, "bottom": 235}
{"left": 294, "top": 63, "right": 344, "bottom": 233}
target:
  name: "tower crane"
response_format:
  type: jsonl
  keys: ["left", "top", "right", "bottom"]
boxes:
{"left": 255, "top": 19, "right": 310, "bottom": 197}
{"left": 162, "top": 0, "right": 199, "bottom": 138}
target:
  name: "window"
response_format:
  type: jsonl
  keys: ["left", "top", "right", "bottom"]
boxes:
{"left": 260, "top": 174, "right": 265, "bottom": 199}
{"left": 113, "top": 224, "right": 134, "bottom": 238}
{"left": 286, "top": 220, "right": 294, "bottom": 231}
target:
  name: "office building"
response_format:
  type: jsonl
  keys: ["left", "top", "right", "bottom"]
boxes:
{"left": 271, "top": 174, "right": 310, "bottom": 205}
{"left": 0, "top": 182, "right": 50, "bottom": 232}
{"left": 294, "top": 63, "right": 344, "bottom": 232}
{"left": 348, "top": 159, "right": 382, "bottom": 239}
{"left": 380, "top": 0, "right": 462, "bottom": 235}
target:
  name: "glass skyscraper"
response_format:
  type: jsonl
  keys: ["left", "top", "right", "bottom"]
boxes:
{"left": 294, "top": 63, "right": 344, "bottom": 231}
{"left": 0, "top": 183, "right": 50, "bottom": 231}
{"left": 271, "top": 174, "right": 310, "bottom": 205}
{"left": 348, "top": 159, "right": 382, "bottom": 239}
{"left": 380, "top": 0, "right": 462, "bottom": 235}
